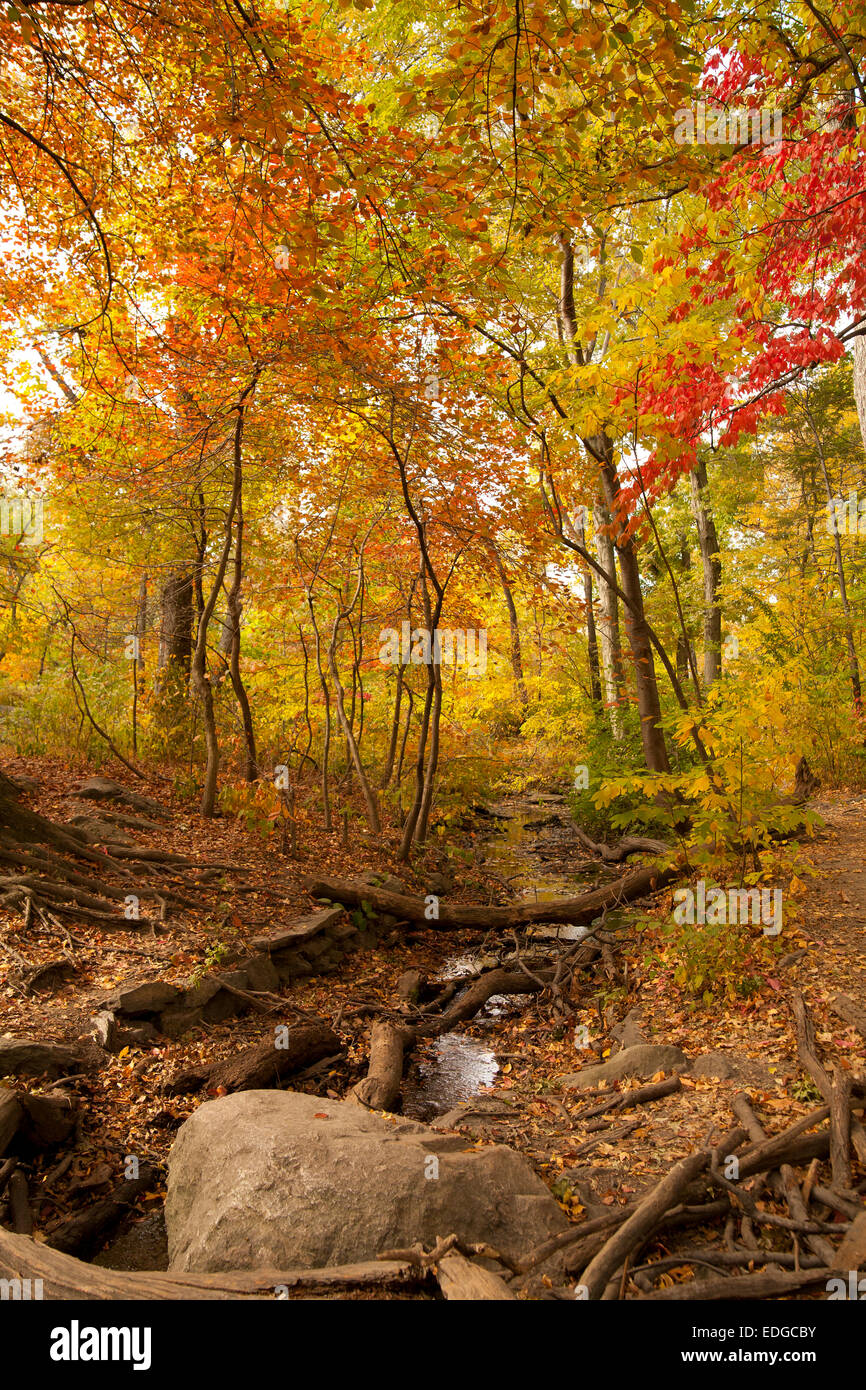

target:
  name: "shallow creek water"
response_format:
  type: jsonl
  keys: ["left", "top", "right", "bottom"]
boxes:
{"left": 401, "top": 797, "right": 610, "bottom": 1122}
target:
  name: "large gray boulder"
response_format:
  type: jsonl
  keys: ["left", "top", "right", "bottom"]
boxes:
{"left": 166, "top": 1090, "right": 568, "bottom": 1272}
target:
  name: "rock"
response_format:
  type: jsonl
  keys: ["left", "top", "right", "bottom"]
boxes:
{"left": 9, "top": 775, "right": 39, "bottom": 794}
{"left": 0, "top": 1038, "right": 86, "bottom": 1079}
{"left": 71, "top": 817, "right": 136, "bottom": 846}
{"left": 250, "top": 908, "right": 344, "bottom": 954}
{"left": 100, "top": 981, "right": 181, "bottom": 1016}
{"left": 92, "top": 1011, "right": 120, "bottom": 1051}
{"left": 182, "top": 979, "right": 222, "bottom": 1010}
{"left": 124, "top": 1024, "right": 159, "bottom": 1047}
{"left": 243, "top": 954, "right": 280, "bottom": 992}
{"left": 611, "top": 1009, "right": 647, "bottom": 1051}
{"left": 216, "top": 969, "right": 249, "bottom": 992}
{"left": 92, "top": 1010, "right": 159, "bottom": 1052}
{"left": 18, "top": 1091, "right": 77, "bottom": 1148}
{"left": 397, "top": 969, "right": 426, "bottom": 1004}
{"left": 329, "top": 921, "right": 359, "bottom": 943}
{"left": 72, "top": 777, "right": 167, "bottom": 816}
{"left": 561, "top": 1043, "right": 689, "bottom": 1089}
{"left": 201, "top": 988, "right": 246, "bottom": 1024}
{"left": 166, "top": 1090, "right": 570, "bottom": 1272}
{"left": 273, "top": 951, "right": 312, "bottom": 981}
{"left": 691, "top": 1051, "right": 736, "bottom": 1080}
{"left": 358, "top": 871, "right": 407, "bottom": 897}
{"left": 299, "top": 935, "right": 331, "bottom": 960}
{"left": 158, "top": 1007, "right": 204, "bottom": 1041}
{"left": 0, "top": 1088, "right": 23, "bottom": 1153}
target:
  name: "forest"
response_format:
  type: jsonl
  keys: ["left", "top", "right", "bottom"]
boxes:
{"left": 0, "top": 0, "right": 865, "bottom": 1326}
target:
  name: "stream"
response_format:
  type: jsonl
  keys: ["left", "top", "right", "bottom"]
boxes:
{"left": 401, "top": 794, "right": 614, "bottom": 1122}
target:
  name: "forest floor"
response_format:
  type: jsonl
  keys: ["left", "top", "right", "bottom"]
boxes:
{"left": 1, "top": 755, "right": 864, "bottom": 1286}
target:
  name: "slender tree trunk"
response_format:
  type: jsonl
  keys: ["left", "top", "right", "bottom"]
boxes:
{"left": 675, "top": 536, "right": 695, "bottom": 686}
{"left": 690, "top": 459, "right": 722, "bottom": 687}
{"left": 491, "top": 546, "right": 529, "bottom": 712}
{"left": 591, "top": 432, "right": 670, "bottom": 773}
{"left": 135, "top": 575, "right": 147, "bottom": 673}
{"left": 190, "top": 372, "right": 258, "bottom": 817}
{"left": 399, "top": 674, "right": 434, "bottom": 860}
{"left": 592, "top": 499, "right": 624, "bottom": 738}
{"left": 852, "top": 334, "right": 866, "bottom": 460}
{"left": 576, "top": 510, "right": 603, "bottom": 708}
{"left": 809, "top": 409, "right": 863, "bottom": 712}
{"left": 395, "top": 681, "right": 414, "bottom": 790}
{"left": 381, "top": 670, "right": 403, "bottom": 788}
{"left": 327, "top": 623, "right": 381, "bottom": 835}
{"left": 554, "top": 232, "right": 664, "bottom": 757}
{"left": 416, "top": 663, "right": 442, "bottom": 844}
{"left": 224, "top": 494, "right": 257, "bottom": 782}
{"left": 307, "top": 601, "right": 332, "bottom": 831}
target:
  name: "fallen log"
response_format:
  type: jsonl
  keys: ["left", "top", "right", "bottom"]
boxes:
{"left": 47, "top": 1162, "right": 158, "bottom": 1259}
{"left": 576, "top": 1075, "right": 682, "bottom": 1123}
{"left": 571, "top": 826, "right": 671, "bottom": 863}
{"left": 436, "top": 1252, "right": 516, "bottom": 1300}
{"left": 0, "top": 1226, "right": 423, "bottom": 1299}
{"left": 637, "top": 1266, "right": 833, "bottom": 1301}
{"left": 350, "top": 1020, "right": 411, "bottom": 1111}
{"left": 165, "top": 1021, "right": 341, "bottom": 1096}
{"left": 305, "top": 861, "right": 679, "bottom": 931}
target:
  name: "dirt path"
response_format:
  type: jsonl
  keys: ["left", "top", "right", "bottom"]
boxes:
{"left": 793, "top": 792, "right": 866, "bottom": 1015}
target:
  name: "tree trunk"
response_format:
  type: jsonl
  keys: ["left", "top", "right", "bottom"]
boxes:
{"left": 689, "top": 459, "right": 722, "bottom": 687}
{"left": 491, "top": 546, "right": 529, "bottom": 712}
{"left": 190, "top": 373, "right": 258, "bottom": 817}
{"left": 327, "top": 633, "right": 381, "bottom": 835}
{"left": 306, "top": 858, "right": 679, "bottom": 930}
{"left": 576, "top": 510, "right": 603, "bottom": 708}
{"left": 415, "top": 660, "right": 442, "bottom": 844}
{"left": 852, "top": 333, "right": 866, "bottom": 460}
{"left": 381, "top": 669, "right": 403, "bottom": 788}
{"left": 592, "top": 499, "right": 624, "bottom": 738}
{"left": 155, "top": 567, "right": 193, "bottom": 708}
{"left": 224, "top": 494, "right": 257, "bottom": 782}
{"left": 592, "top": 434, "right": 670, "bottom": 772}
{"left": 807, "top": 401, "right": 863, "bottom": 712}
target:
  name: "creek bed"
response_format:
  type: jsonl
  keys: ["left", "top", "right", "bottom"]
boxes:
{"left": 402, "top": 795, "right": 613, "bottom": 1121}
